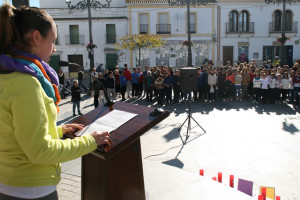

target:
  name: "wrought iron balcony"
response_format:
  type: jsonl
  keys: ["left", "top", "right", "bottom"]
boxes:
{"left": 65, "top": 35, "right": 84, "bottom": 45}
{"left": 156, "top": 24, "right": 171, "bottom": 34}
{"left": 269, "top": 21, "right": 298, "bottom": 33}
{"left": 225, "top": 22, "right": 255, "bottom": 34}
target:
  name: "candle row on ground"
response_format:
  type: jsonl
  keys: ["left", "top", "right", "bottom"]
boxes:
{"left": 199, "top": 169, "right": 281, "bottom": 199}
{"left": 199, "top": 169, "right": 234, "bottom": 188}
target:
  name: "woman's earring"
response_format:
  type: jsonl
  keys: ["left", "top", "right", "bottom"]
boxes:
{"left": 36, "top": 43, "right": 39, "bottom": 47}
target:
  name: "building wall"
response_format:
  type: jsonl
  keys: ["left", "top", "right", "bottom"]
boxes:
{"left": 218, "top": 2, "right": 300, "bottom": 66}
{"left": 128, "top": 4, "right": 217, "bottom": 68}
{"left": 44, "top": 2, "right": 129, "bottom": 72}
{"left": 40, "top": 0, "right": 300, "bottom": 70}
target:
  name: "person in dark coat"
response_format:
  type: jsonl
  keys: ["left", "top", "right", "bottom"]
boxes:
{"left": 173, "top": 70, "right": 180, "bottom": 103}
{"left": 71, "top": 79, "right": 82, "bottom": 116}
{"left": 143, "top": 71, "right": 155, "bottom": 102}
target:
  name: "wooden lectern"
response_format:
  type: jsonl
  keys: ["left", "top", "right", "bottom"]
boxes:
{"left": 71, "top": 102, "right": 170, "bottom": 200}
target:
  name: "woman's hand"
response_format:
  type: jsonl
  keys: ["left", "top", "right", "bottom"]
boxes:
{"left": 90, "top": 131, "right": 110, "bottom": 146}
{"left": 62, "top": 123, "right": 85, "bottom": 135}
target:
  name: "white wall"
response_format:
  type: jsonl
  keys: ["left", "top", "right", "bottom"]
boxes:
{"left": 219, "top": 2, "right": 300, "bottom": 65}
{"left": 45, "top": 7, "right": 129, "bottom": 70}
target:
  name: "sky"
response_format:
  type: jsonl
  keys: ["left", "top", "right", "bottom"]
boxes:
{"left": 1, "top": 0, "right": 39, "bottom": 7}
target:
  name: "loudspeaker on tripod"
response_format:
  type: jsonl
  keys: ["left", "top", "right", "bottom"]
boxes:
{"left": 180, "top": 67, "right": 198, "bottom": 91}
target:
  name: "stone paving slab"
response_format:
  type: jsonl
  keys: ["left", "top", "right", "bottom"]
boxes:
{"left": 57, "top": 93, "right": 300, "bottom": 200}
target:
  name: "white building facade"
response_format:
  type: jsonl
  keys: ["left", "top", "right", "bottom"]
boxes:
{"left": 40, "top": 0, "right": 300, "bottom": 74}
{"left": 218, "top": 0, "right": 300, "bottom": 67}
{"left": 127, "top": 0, "right": 217, "bottom": 68}
{"left": 41, "top": 0, "right": 129, "bottom": 77}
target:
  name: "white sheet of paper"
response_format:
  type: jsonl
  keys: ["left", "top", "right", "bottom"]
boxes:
{"left": 75, "top": 109, "right": 138, "bottom": 136}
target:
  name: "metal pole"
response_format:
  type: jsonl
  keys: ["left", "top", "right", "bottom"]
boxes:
{"left": 281, "top": 0, "right": 286, "bottom": 66}
{"left": 187, "top": 0, "right": 192, "bottom": 67}
{"left": 87, "top": 0, "right": 95, "bottom": 71}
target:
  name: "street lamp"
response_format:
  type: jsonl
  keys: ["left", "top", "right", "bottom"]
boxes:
{"left": 66, "top": 0, "right": 112, "bottom": 71}
{"left": 265, "top": 0, "right": 299, "bottom": 66}
{"left": 168, "top": 0, "right": 208, "bottom": 67}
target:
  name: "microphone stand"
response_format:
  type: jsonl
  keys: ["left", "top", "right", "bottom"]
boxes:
{"left": 61, "top": 62, "right": 114, "bottom": 111}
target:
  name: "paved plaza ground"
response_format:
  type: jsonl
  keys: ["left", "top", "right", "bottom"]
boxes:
{"left": 56, "top": 92, "right": 300, "bottom": 200}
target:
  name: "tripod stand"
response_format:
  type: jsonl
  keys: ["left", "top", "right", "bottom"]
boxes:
{"left": 178, "top": 94, "right": 206, "bottom": 144}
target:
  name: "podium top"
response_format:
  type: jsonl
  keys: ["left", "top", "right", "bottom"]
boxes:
{"left": 71, "top": 102, "right": 170, "bottom": 159}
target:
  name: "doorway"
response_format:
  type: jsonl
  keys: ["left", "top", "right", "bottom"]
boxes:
{"left": 223, "top": 46, "right": 233, "bottom": 66}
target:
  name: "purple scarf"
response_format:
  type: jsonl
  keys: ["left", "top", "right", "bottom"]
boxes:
{"left": 0, "top": 49, "right": 59, "bottom": 86}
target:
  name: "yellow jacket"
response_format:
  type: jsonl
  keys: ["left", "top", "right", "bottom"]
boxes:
{"left": 0, "top": 72, "right": 97, "bottom": 187}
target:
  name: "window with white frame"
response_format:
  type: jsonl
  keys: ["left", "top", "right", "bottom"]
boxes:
{"left": 139, "top": 14, "right": 148, "bottom": 34}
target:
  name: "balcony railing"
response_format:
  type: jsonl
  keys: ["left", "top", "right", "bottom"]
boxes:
{"left": 156, "top": 24, "right": 171, "bottom": 34}
{"left": 140, "top": 24, "right": 148, "bottom": 34}
{"left": 269, "top": 22, "right": 298, "bottom": 33}
{"left": 106, "top": 34, "right": 116, "bottom": 44}
{"left": 65, "top": 35, "right": 84, "bottom": 45}
{"left": 225, "top": 22, "right": 255, "bottom": 33}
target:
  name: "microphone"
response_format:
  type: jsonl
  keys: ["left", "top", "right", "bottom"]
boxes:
{"left": 59, "top": 61, "right": 114, "bottom": 110}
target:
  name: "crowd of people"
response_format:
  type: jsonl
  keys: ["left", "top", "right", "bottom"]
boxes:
{"left": 74, "top": 59, "right": 300, "bottom": 108}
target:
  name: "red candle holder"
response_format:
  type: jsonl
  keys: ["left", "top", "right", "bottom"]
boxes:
{"left": 218, "top": 172, "right": 222, "bottom": 183}
{"left": 199, "top": 169, "right": 204, "bottom": 176}
{"left": 276, "top": 196, "right": 280, "bottom": 200}
{"left": 229, "top": 175, "right": 234, "bottom": 188}
{"left": 261, "top": 187, "right": 266, "bottom": 200}
{"left": 258, "top": 195, "right": 263, "bottom": 200}
{"left": 212, "top": 177, "right": 217, "bottom": 181}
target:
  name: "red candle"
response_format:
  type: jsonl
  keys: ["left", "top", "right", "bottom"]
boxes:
{"left": 258, "top": 195, "right": 263, "bottom": 200}
{"left": 229, "top": 175, "right": 234, "bottom": 188}
{"left": 276, "top": 196, "right": 280, "bottom": 200}
{"left": 218, "top": 172, "right": 222, "bottom": 183}
{"left": 261, "top": 187, "right": 266, "bottom": 200}
{"left": 199, "top": 169, "right": 204, "bottom": 176}
{"left": 212, "top": 177, "right": 217, "bottom": 181}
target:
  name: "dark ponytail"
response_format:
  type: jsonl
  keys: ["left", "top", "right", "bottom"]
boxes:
{"left": 0, "top": 4, "right": 20, "bottom": 54}
{"left": 0, "top": 4, "right": 54, "bottom": 54}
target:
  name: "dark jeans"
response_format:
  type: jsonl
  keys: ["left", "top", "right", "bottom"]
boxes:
{"left": 157, "top": 89, "right": 164, "bottom": 104}
{"left": 275, "top": 88, "right": 282, "bottom": 102}
{"left": 120, "top": 86, "right": 126, "bottom": 100}
{"left": 146, "top": 89, "right": 153, "bottom": 101}
{"left": 173, "top": 87, "right": 180, "bottom": 103}
{"left": 253, "top": 88, "right": 261, "bottom": 101}
{"left": 0, "top": 191, "right": 58, "bottom": 200}
{"left": 261, "top": 89, "right": 269, "bottom": 104}
{"left": 94, "top": 94, "right": 99, "bottom": 108}
{"left": 72, "top": 101, "right": 80, "bottom": 114}
{"left": 294, "top": 87, "right": 300, "bottom": 104}
{"left": 165, "top": 87, "right": 172, "bottom": 103}
{"left": 132, "top": 83, "right": 139, "bottom": 97}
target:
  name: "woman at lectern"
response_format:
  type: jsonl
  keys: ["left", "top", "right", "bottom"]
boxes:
{"left": 0, "top": 4, "right": 110, "bottom": 200}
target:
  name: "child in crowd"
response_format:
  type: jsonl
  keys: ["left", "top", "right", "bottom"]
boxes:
{"left": 208, "top": 69, "right": 217, "bottom": 101}
{"left": 252, "top": 73, "right": 261, "bottom": 104}
{"left": 155, "top": 74, "right": 165, "bottom": 104}
{"left": 269, "top": 73, "right": 276, "bottom": 104}
{"left": 282, "top": 72, "right": 291, "bottom": 104}
{"left": 71, "top": 79, "right": 82, "bottom": 116}
{"left": 260, "top": 73, "right": 269, "bottom": 104}
{"left": 106, "top": 71, "right": 115, "bottom": 100}
{"left": 275, "top": 74, "right": 283, "bottom": 104}
{"left": 292, "top": 69, "right": 300, "bottom": 105}
{"left": 120, "top": 71, "right": 127, "bottom": 101}
{"left": 234, "top": 70, "right": 242, "bottom": 101}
